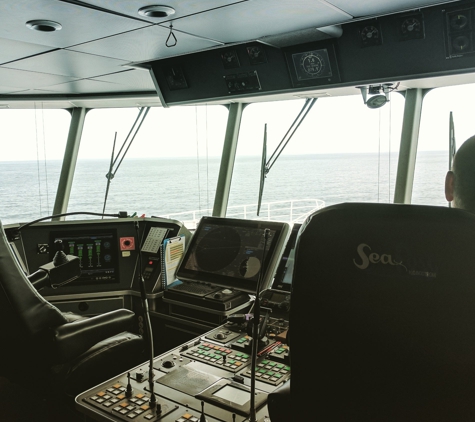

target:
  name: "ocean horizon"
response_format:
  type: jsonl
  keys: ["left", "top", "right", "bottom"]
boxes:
{"left": 0, "top": 151, "right": 449, "bottom": 226}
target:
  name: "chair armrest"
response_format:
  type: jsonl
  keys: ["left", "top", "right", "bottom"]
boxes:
{"left": 53, "top": 309, "right": 138, "bottom": 363}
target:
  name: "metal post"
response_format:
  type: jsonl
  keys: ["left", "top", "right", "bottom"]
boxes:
{"left": 393, "top": 89, "right": 427, "bottom": 204}
{"left": 52, "top": 107, "right": 88, "bottom": 219}
{"left": 212, "top": 103, "right": 246, "bottom": 217}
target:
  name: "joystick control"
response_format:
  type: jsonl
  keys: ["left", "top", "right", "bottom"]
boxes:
{"left": 200, "top": 401, "right": 208, "bottom": 422}
{"left": 126, "top": 373, "right": 133, "bottom": 398}
{"left": 162, "top": 360, "right": 175, "bottom": 369}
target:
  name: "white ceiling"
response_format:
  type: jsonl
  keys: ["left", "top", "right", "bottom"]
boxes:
{"left": 0, "top": 0, "right": 463, "bottom": 108}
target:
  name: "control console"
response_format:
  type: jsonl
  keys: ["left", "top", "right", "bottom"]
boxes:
{"left": 76, "top": 308, "right": 290, "bottom": 422}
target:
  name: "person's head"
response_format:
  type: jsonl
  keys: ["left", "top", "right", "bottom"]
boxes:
{"left": 445, "top": 135, "right": 475, "bottom": 211}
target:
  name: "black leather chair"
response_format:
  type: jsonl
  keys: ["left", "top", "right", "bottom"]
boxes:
{"left": 0, "top": 220, "right": 145, "bottom": 398}
{"left": 270, "top": 203, "right": 475, "bottom": 421}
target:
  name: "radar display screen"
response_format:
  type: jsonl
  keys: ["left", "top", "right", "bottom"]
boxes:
{"left": 176, "top": 217, "right": 289, "bottom": 294}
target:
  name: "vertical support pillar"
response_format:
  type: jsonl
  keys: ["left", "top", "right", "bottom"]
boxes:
{"left": 393, "top": 89, "right": 426, "bottom": 204}
{"left": 52, "top": 107, "right": 87, "bottom": 219}
{"left": 212, "top": 103, "right": 246, "bottom": 217}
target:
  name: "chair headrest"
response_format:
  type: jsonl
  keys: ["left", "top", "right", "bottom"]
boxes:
{"left": 293, "top": 202, "right": 475, "bottom": 291}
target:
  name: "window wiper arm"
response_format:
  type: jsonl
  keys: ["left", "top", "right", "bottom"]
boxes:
{"left": 257, "top": 98, "right": 317, "bottom": 215}
{"left": 102, "top": 107, "right": 150, "bottom": 215}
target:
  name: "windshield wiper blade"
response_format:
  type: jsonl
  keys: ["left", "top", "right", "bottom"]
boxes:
{"left": 257, "top": 98, "right": 317, "bottom": 216}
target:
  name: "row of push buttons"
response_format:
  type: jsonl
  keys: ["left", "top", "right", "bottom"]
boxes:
{"left": 88, "top": 383, "right": 152, "bottom": 419}
{"left": 175, "top": 412, "right": 200, "bottom": 422}
{"left": 268, "top": 344, "right": 289, "bottom": 359}
{"left": 184, "top": 342, "right": 250, "bottom": 372}
{"left": 244, "top": 360, "right": 291, "bottom": 385}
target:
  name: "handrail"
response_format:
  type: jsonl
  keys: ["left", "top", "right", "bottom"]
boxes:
{"left": 163, "top": 199, "right": 325, "bottom": 229}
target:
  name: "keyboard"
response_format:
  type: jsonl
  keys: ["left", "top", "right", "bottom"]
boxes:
{"left": 169, "top": 281, "right": 221, "bottom": 297}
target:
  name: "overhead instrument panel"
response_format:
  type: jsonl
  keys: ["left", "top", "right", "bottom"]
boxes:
{"left": 283, "top": 40, "right": 340, "bottom": 88}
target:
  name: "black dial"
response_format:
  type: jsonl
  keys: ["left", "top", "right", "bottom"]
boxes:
{"left": 398, "top": 13, "right": 425, "bottom": 40}
{"left": 450, "top": 13, "right": 470, "bottom": 31}
{"left": 361, "top": 25, "right": 379, "bottom": 40}
{"left": 451, "top": 34, "right": 471, "bottom": 52}
{"left": 247, "top": 45, "right": 267, "bottom": 65}
{"left": 359, "top": 23, "right": 382, "bottom": 47}
{"left": 221, "top": 50, "right": 240, "bottom": 69}
{"left": 402, "top": 18, "right": 421, "bottom": 34}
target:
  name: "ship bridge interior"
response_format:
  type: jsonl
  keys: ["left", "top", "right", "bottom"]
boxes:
{"left": 2, "top": 1, "right": 475, "bottom": 422}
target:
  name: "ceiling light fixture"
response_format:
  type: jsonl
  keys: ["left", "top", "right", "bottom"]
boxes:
{"left": 26, "top": 20, "right": 62, "bottom": 32}
{"left": 138, "top": 5, "right": 176, "bottom": 18}
{"left": 357, "top": 83, "right": 398, "bottom": 109}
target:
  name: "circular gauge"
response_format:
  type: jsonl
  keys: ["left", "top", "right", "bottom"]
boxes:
{"left": 401, "top": 17, "right": 421, "bottom": 34}
{"left": 361, "top": 25, "right": 380, "bottom": 41}
{"left": 247, "top": 45, "right": 267, "bottom": 65}
{"left": 452, "top": 34, "right": 470, "bottom": 52}
{"left": 221, "top": 50, "right": 240, "bottom": 69}
{"left": 299, "top": 52, "right": 324, "bottom": 77}
{"left": 450, "top": 13, "right": 469, "bottom": 31}
{"left": 247, "top": 46, "right": 262, "bottom": 59}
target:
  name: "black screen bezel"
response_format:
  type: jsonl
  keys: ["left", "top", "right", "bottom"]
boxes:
{"left": 272, "top": 222, "right": 301, "bottom": 292}
{"left": 176, "top": 216, "right": 288, "bottom": 294}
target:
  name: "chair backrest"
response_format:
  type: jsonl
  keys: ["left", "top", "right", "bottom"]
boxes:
{"left": 290, "top": 203, "right": 475, "bottom": 421}
{"left": 0, "top": 221, "right": 66, "bottom": 344}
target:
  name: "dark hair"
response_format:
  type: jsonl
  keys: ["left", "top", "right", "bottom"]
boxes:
{"left": 453, "top": 136, "right": 475, "bottom": 212}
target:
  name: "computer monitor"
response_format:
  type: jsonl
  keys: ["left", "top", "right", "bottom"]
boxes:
{"left": 176, "top": 216, "right": 290, "bottom": 294}
{"left": 272, "top": 223, "right": 301, "bottom": 292}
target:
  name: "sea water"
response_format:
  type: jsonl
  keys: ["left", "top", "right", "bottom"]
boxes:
{"left": 0, "top": 150, "right": 448, "bottom": 226}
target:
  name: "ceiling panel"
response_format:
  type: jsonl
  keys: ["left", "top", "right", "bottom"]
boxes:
{"left": 0, "top": 67, "right": 78, "bottom": 89}
{"left": 0, "top": 86, "right": 31, "bottom": 95}
{"left": 79, "top": 0, "right": 244, "bottom": 23}
{"left": 4, "top": 50, "right": 129, "bottom": 79}
{"left": 165, "top": 0, "right": 353, "bottom": 44}
{"left": 0, "top": 38, "right": 54, "bottom": 65}
{"left": 326, "top": 0, "right": 459, "bottom": 18}
{"left": 41, "top": 78, "right": 134, "bottom": 95}
{"left": 67, "top": 25, "right": 223, "bottom": 62}
{"left": 0, "top": 0, "right": 151, "bottom": 48}
{"left": 91, "top": 69, "right": 156, "bottom": 91}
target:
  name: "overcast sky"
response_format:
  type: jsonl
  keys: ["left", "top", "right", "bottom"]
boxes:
{"left": 1, "top": 82, "right": 474, "bottom": 162}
